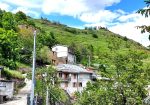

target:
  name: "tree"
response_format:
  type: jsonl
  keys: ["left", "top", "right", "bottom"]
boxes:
{"left": 34, "top": 66, "right": 69, "bottom": 105}
{"left": 0, "top": 28, "right": 19, "bottom": 69}
{"left": 38, "top": 32, "right": 59, "bottom": 49}
{"left": 2, "top": 12, "right": 16, "bottom": 30}
{"left": 0, "top": 9, "right": 4, "bottom": 27}
{"left": 137, "top": 0, "right": 150, "bottom": 41}
{"left": 15, "top": 11, "right": 27, "bottom": 22}
{"left": 75, "top": 51, "right": 148, "bottom": 105}
{"left": 36, "top": 46, "right": 51, "bottom": 66}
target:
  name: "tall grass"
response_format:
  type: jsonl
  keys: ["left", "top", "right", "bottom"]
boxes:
{"left": 2, "top": 68, "right": 25, "bottom": 80}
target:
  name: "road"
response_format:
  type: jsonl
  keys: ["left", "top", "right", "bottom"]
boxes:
{"left": 2, "top": 79, "right": 31, "bottom": 105}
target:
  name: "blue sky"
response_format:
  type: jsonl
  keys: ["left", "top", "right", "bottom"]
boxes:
{"left": 0, "top": 0, "right": 149, "bottom": 46}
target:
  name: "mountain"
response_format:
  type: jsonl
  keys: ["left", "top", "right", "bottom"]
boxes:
{"left": 0, "top": 10, "right": 149, "bottom": 70}
{"left": 31, "top": 18, "right": 150, "bottom": 66}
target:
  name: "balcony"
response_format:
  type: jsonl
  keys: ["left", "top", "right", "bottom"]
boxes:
{"left": 60, "top": 77, "right": 71, "bottom": 82}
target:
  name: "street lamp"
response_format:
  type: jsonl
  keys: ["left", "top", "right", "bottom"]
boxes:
{"left": 30, "top": 30, "right": 37, "bottom": 105}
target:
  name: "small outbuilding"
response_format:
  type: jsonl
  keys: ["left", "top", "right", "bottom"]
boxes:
{"left": 0, "top": 80, "right": 14, "bottom": 103}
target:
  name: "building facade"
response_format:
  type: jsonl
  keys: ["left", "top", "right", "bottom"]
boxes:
{"left": 56, "top": 64, "right": 94, "bottom": 97}
{"left": 50, "top": 45, "right": 75, "bottom": 65}
{"left": 0, "top": 80, "right": 14, "bottom": 103}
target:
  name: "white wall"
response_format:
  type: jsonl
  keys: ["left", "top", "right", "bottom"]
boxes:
{"left": 52, "top": 45, "right": 75, "bottom": 64}
{"left": 52, "top": 45, "right": 68, "bottom": 57}
{"left": 0, "top": 81, "right": 14, "bottom": 98}
{"left": 59, "top": 73, "right": 91, "bottom": 96}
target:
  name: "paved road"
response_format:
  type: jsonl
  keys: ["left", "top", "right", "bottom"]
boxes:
{"left": 2, "top": 79, "right": 31, "bottom": 105}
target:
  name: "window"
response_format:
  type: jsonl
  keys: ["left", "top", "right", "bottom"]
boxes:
{"left": 73, "top": 82, "right": 77, "bottom": 87}
{"left": 79, "top": 82, "right": 82, "bottom": 87}
{"left": 64, "top": 73, "right": 69, "bottom": 79}
{"left": 52, "top": 60, "right": 55, "bottom": 64}
{"left": 73, "top": 74, "right": 76, "bottom": 79}
{"left": 65, "top": 83, "right": 68, "bottom": 87}
{"left": 59, "top": 73, "right": 62, "bottom": 78}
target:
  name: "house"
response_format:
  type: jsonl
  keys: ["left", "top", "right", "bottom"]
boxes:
{"left": 50, "top": 45, "right": 76, "bottom": 65}
{"left": 0, "top": 80, "right": 14, "bottom": 103}
{"left": 56, "top": 64, "right": 94, "bottom": 97}
{"left": 0, "top": 67, "right": 15, "bottom": 103}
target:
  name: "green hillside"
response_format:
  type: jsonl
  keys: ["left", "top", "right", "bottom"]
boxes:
{"left": 32, "top": 18, "right": 150, "bottom": 66}
{"left": 0, "top": 10, "right": 150, "bottom": 69}
{"left": 1, "top": 9, "right": 150, "bottom": 105}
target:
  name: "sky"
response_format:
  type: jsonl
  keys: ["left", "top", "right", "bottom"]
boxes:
{"left": 0, "top": 0, "right": 150, "bottom": 47}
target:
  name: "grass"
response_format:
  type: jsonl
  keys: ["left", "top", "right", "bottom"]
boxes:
{"left": 33, "top": 19, "right": 150, "bottom": 67}
{"left": 2, "top": 68, "right": 25, "bottom": 80}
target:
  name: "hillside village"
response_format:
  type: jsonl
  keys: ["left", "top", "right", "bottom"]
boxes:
{"left": 50, "top": 45, "right": 97, "bottom": 97}
{"left": 0, "top": 2, "right": 150, "bottom": 105}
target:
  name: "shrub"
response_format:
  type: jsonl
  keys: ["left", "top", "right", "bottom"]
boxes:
{"left": 123, "top": 36, "right": 128, "bottom": 41}
{"left": 92, "top": 33, "right": 98, "bottom": 38}
{"left": 2, "top": 68, "right": 25, "bottom": 80}
{"left": 64, "top": 27, "right": 79, "bottom": 34}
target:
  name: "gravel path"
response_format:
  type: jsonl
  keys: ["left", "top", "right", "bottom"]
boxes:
{"left": 2, "top": 79, "right": 31, "bottom": 105}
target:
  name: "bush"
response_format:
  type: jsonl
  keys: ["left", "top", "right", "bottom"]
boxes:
{"left": 36, "top": 46, "right": 51, "bottom": 66}
{"left": 123, "top": 36, "right": 128, "bottom": 41}
{"left": 92, "top": 33, "right": 98, "bottom": 38}
{"left": 2, "top": 68, "right": 25, "bottom": 80}
{"left": 27, "top": 19, "right": 35, "bottom": 27}
{"left": 64, "top": 27, "right": 79, "bottom": 34}
{"left": 1, "top": 59, "right": 18, "bottom": 70}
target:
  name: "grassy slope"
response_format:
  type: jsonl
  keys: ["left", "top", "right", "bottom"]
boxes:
{"left": 33, "top": 19, "right": 150, "bottom": 65}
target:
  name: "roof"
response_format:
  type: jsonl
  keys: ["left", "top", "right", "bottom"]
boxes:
{"left": 0, "top": 80, "right": 15, "bottom": 82}
{"left": 56, "top": 64, "right": 93, "bottom": 74}
{"left": 51, "top": 44, "right": 68, "bottom": 49}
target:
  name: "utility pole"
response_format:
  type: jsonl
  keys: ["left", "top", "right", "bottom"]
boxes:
{"left": 30, "top": 30, "right": 36, "bottom": 105}
{"left": 77, "top": 73, "right": 79, "bottom": 92}
{"left": 74, "top": 55, "right": 76, "bottom": 64}
{"left": 46, "top": 86, "right": 49, "bottom": 105}
{"left": 88, "top": 55, "right": 91, "bottom": 67}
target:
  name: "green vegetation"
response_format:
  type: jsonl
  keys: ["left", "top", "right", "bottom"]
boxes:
{"left": 28, "top": 66, "right": 70, "bottom": 105}
{"left": 74, "top": 1, "right": 150, "bottom": 105}
{"left": 0, "top": 6, "right": 150, "bottom": 104}
{"left": 0, "top": 28, "right": 19, "bottom": 69}
{"left": 33, "top": 18, "right": 150, "bottom": 66}
{"left": 2, "top": 68, "right": 25, "bottom": 80}
{"left": 75, "top": 51, "right": 149, "bottom": 105}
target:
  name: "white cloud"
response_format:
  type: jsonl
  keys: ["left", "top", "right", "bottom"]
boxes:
{"left": 42, "top": 0, "right": 88, "bottom": 17}
{"left": 1, "top": 0, "right": 121, "bottom": 22}
{"left": 2, "top": 0, "right": 41, "bottom": 9}
{"left": 12, "top": 7, "right": 40, "bottom": 18}
{"left": 79, "top": 10, "right": 120, "bottom": 23}
{"left": 115, "top": 9, "right": 127, "bottom": 15}
{"left": 1, "top": 0, "right": 121, "bottom": 17}
{"left": 41, "top": 0, "right": 121, "bottom": 17}
{"left": 83, "top": 10, "right": 150, "bottom": 47}
{"left": 84, "top": 22, "right": 121, "bottom": 28}
{"left": 109, "top": 13, "right": 150, "bottom": 47}
{"left": 117, "top": 13, "right": 139, "bottom": 22}
{"left": 0, "top": 2, "right": 10, "bottom": 11}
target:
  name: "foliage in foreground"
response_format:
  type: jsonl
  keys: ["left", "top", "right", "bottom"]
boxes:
{"left": 34, "top": 66, "right": 70, "bottom": 105}
{"left": 75, "top": 51, "right": 150, "bottom": 105}
{"left": 137, "top": 0, "right": 150, "bottom": 42}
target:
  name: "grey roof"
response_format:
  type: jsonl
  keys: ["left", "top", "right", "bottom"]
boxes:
{"left": 56, "top": 64, "right": 93, "bottom": 74}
